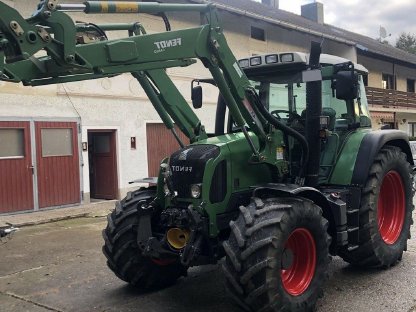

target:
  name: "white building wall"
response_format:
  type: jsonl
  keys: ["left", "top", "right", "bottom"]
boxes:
{"left": 0, "top": 84, "right": 78, "bottom": 119}
{"left": 62, "top": 75, "right": 218, "bottom": 198}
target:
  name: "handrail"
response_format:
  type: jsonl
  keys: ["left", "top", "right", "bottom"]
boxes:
{"left": 366, "top": 87, "right": 416, "bottom": 109}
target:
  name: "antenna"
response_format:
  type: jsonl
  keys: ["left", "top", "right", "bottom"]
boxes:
{"left": 379, "top": 26, "right": 391, "bottom": 42}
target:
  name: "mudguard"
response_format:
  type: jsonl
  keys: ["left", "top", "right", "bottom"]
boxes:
{"left": 253, "top": 183, "right": 332, "bottom": 220}
{"left": 252, "top": 183, "right": 358, "bottom": 248}
{"left": 351, "top": 130, "right": 414, "bottom": 186}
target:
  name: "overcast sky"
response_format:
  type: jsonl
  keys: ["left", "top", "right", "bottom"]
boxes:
{"left": 254, "top": 0, "right": 416, "bottom": 44}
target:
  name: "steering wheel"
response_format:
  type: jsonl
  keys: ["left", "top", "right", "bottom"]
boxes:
{"left": 270, "top": 110, "right": 302, "bottom": 121}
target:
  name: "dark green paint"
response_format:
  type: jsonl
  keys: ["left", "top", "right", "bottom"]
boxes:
{"left": 329, "top": 129, "right": 371, "bottom": 185}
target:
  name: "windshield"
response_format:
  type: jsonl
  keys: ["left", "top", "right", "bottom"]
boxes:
{"left": 253, "top": 80, "right": 346, "bottom": 115}
{"left": 250, "top": 74, "right": 371, "bottom": 130}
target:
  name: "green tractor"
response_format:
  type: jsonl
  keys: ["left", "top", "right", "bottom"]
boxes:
{"left": 103, "top": 50, "right": 415, "bottom": 311}
{"left": 0, "top": 1, "right": 413, "bottom": 311}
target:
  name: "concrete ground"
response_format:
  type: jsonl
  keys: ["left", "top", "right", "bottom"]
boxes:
{"left": 0, "top": 203, "right": 415, "bottom": 312}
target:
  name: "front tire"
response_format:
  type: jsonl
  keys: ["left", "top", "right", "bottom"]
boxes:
{"left": 339, "top": 146, "right": 414, "bottom": 267}
{"left": 223, "top": 197, "right": 331, "bottom": 312}
{"left": 102, "top": 188, "right": 186, "bottom": 290}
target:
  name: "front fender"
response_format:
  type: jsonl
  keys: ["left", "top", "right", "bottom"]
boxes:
{"left": 253, "top": 183, "right": 332, "bottom": 222}
{"left": 253, "top": 183, "right": 340, "bottom": 244}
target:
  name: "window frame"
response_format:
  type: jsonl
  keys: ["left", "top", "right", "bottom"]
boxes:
{"left": 0, "top": 128, "right": 25, "bottom": 160}
{"left": 41, "top": 128, "right": 74, "bottom": 158}
{"left": 407, "top": 78, "right": 415, "bottom": 93}
{"left": 408, "top": 122, "right": 416, "bottom": 137}
{"left": 382, "top": 73, "right": 395, "bottom": 90}
{"left": 250, "top": 26, "right": 266, "bottom": 42}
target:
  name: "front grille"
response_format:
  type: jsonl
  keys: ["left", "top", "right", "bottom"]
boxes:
{"left": 170, "top": 145, "right": 220, "bottom": 198}
{"left": 210, "top": 160, "right": 227, "bottom": 203}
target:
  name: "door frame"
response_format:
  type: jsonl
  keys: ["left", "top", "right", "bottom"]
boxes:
{"left": 0, "top": 117, "right": 82, "bottom": 212}
{"left": 87, "top": 129, "right": 119, "bottom": 200}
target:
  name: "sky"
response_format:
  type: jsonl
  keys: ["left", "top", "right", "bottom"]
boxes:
{"left": 254, "top": 0, "right": 416, "bottom": 44}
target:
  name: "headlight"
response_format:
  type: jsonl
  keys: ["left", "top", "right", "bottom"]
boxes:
{"left": 265, "top": 54, "right": 278, "bottom": 64}
{"left": 280, "top": 53, "right": 294, "bottom": 63}
{"left": 190, "top": 184, "right": 202, "bottom": 199}
{"left": 238, "top": 59, "right": 249, "bottom": 68}
{"left": 250, "top": 56, "right": 262, "bottom": 66}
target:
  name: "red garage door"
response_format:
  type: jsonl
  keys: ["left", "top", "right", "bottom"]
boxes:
{"left": 0, "top": 121, "right": 34, "bottom": 213}
{"left": 146, "top": 123, "right": 188, "bottom": 177}
{"left": 35, "top": 122, "right": 80, "bottom": 208}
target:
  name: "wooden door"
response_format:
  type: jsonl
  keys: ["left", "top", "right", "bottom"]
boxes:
{"left": 146, "top": 123, "right": 188, "bottom": 177}
{"left": 89, "top": 131, "right": 118, "bottom": 199}
{"left": 0, "top": 121, "right": 34, "bottom": 213}
{"left": 35, "top": 122, "right": 80, "bottom": 208}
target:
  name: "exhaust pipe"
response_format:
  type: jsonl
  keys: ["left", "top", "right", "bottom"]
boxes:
{"left": 305, "top": 42, "right": 322, "bottom": 188}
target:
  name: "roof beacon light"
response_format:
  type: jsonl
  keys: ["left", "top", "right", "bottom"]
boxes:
{"left": 280, "top": 53, "right": 294, "bottom": 63}
{"left": 265, "top": 54, "right": 278, "bottom": 64}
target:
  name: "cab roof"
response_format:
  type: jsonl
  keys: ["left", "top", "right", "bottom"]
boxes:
{"left": 239, "top": 52, "right": 368, "bottom": 74}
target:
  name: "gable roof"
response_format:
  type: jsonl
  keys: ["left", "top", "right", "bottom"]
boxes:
{"left": 184, "top": 0, "right": 416, "bottom": 67}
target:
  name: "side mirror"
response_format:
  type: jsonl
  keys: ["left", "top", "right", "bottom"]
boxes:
{"left": 334, "top": 71, "right": 359, "bottom": 101}
{"left": 191, "top": 85, "right": 203, "bottom": 109}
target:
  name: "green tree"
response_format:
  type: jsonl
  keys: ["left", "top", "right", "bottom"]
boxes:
{"left": 395, "top": 32, "right": 416, "bottom": 54}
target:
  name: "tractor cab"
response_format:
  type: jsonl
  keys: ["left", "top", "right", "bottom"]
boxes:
{"left": 236, "top": 52, "right": 371, "bottom": 183}
{"left": 238, "top": 52, "right": 371, "bottom": 132}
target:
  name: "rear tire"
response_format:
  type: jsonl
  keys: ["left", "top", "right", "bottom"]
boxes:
{"left": 223, "top": 197, "right": 331, "bottom": 312}
{"left": 339, "top": 146, "right": 414, "bottom": 267}
{"left": 102, "top": 188, "right": 186, "bottom": 290}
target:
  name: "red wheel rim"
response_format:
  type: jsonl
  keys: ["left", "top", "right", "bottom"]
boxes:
{"left": 281, "top": 228, "right": 316, "bottom": 296}
{"left": 378, "top": 170, "right": 405, "bottom": 245}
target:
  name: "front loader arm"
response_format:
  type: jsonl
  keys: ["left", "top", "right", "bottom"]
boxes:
{"left": 0, "top": 0, "right": 268, "bottom": 151}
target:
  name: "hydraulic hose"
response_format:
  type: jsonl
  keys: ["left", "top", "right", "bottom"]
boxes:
{"left": 246, "top": 88, "right": 309, "bottom": 182}
{"left": 141, "top": 0, "right": 171, "bottom": 31}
